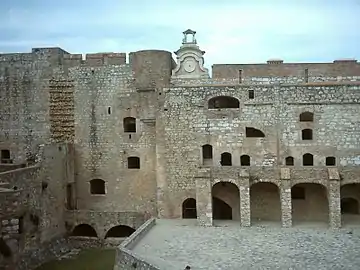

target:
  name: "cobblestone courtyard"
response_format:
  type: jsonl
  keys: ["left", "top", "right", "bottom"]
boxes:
{"left": 132, "top": 219, "right": 360, "bottom": 270}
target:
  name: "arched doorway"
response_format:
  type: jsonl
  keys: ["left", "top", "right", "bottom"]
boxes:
{"left": 182, "top": 198, "right": 197, "bottom": 219}
{"left": 212, "top": 182, "right": 240, "bottom": 221}
{"left": 291, "top": 183, "right": 329, "bottom": 226}
{"left": 340, "top": 183, "right": 360, "bottom": 227}
{"left": 213, "top": 197, "right": 232, "bottom": 220}
{"left": 105, "top": 225, "right": 135, "bottom": 238}
{"left": 250, "top": 182, "right": 281, "bottom": 225}
{"left": 71, "top": 224, "right": 98, "bottom": 237}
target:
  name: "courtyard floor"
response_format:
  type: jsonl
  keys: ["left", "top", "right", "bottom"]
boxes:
{"left": 132, "top": 219, "right": 360, "bottom": 270}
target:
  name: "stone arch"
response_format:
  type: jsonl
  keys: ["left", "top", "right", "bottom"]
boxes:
{"left": 340, "top": 183, "right": 360, "bottom": 226}
{"left": 212, "top": 181, "right": 240, "bottom": 221}
{"left": 299, "top": 111, "right": 314, "bottom": 122}
{"left": 291, "top": 183, "right": 329, "bottom": 225}
{"left": 220, "top": 152, "right": 232, "bottom": 166}
{"left": 71, "top": 224, "right": 98, "bottom": 237}
{"left": 182, "top": 198, "right": 197, "bottom": 219}
{"left": 105, "top": 225, "right": 135, "bottom": 238}
{"left": 90, "top": 179, "right": 105, "bottom": 195}
{"left": 250, "top": 182, "right": 281, "bottom": 224}
{"left": 208, "top": 96, "right": 239, "bottom": 109}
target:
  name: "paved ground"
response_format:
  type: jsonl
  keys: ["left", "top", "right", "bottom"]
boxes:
{"left": 132, "top": 219, "right": 360, "bottom": 270}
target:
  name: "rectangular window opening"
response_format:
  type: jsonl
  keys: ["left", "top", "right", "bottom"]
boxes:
{"left": 248, "top": 90, "right": 254, "bottom": 99}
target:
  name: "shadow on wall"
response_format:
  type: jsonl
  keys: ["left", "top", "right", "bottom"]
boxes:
{"left": 105, "top": 226, "right": 135, "bottom": 238}
{"left": 0, "top": 238, "right": 12, "bottom": 258}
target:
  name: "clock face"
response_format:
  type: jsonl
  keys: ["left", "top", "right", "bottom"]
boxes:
{"left": 184, "top": 58, "right": 196, "bottom": 73}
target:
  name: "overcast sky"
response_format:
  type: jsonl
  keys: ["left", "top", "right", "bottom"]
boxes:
{"left": 0, "top": 0, "right": 359, "bottom": 67}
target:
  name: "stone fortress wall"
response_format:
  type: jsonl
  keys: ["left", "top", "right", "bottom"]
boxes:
{"left": 0, "top": 29, "right": 360, "bottom": 268}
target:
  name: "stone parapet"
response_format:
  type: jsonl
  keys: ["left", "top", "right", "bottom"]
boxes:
{"left": 114, "top": 218, "right": 160, "bottom": 270}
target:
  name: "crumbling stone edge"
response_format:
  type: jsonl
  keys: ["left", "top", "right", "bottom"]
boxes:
{"left": 16, "top": 237, "right": 107, "bottom": 270}
{"left": 113, "top": 218, "right": 160, "bottom": 270}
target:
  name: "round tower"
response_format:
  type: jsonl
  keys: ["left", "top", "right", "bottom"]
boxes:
{"left": 130, "top": 50, "right": 174, "bottom": 90}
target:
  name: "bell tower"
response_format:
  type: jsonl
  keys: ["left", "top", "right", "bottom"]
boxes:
{"left": 172, "top": 29, "right": 209, "bottom": 79}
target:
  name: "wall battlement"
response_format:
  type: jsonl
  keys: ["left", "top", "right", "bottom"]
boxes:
{"left": 213, "top": 59, "right": 360, "bottom": 79}
{"left": 0, "top": 47, "right": 127, "bottom": 67}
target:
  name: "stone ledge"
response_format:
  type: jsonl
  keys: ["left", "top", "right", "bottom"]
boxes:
{"left": 114, "top": 218, "right": 159, "bottom": 270}
{"left": 120, "top": 218, "right": 155, "bottom": 250}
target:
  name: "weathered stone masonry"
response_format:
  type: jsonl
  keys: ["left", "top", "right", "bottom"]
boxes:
{"left": 1, "top": 29, "right": 360, "bottom": 268}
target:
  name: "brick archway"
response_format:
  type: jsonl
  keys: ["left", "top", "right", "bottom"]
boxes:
{"left": 291, "top": 183, "right": 329, "bottom": 226}
{"left": 212, "top": 181, "right": 240, "bottom": 221}
{"left": 340, "top": 183, "right": 360, "bottom": 227}
{"left": 250, "top": 182, "right": 281, "bottom": 225}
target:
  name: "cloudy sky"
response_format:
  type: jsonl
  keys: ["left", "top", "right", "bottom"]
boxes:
{"left": 0, "top": 0, "right": 359, "bottom": 67}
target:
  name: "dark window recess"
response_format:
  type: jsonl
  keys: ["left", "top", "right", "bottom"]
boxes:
{"left": 238, "top": 69, "right": 243, "bottom": 84}
{"left": 19, "top": 216, "right": 24, "bottom": 234}
{"left": 41, "top": 181, "right": 48, "bottom": 191}
{"left": 108, "top": 107, "right": 111, "bottom": 114}
{"left": 30, "top": 214, "right": 39, "bottom": 227}
{"left": 1, "top": 149, "right": 11, "bottom": 163}
{"left": 66, "top": 184, "right": 75, "bottom": 210}
{"left": 128, "top": 157, "right": 140, "bottom": 169}
{"left": 291, "top": 186, "right": 305, "bottom": 199}
{"left": 202, "top": 144, "right": 213, "bottom": 159}
{"left": 304, "top": 68, "right": 309, "bottom": 83}
{"left": 326, "top": 156, "right": 336, "bottom": 166}
{"left": 303, "top": 153, "right": 313, "bottom": 166}
{"left": 241, "top": 155, "right": 250, "bottom": 166}
{"left": 302, "top": 129, "right": 313, "bottom": 140}
{"left": 248, "top": 90, "right": 254, "bottom": 99}
{"left": 90, "top": 179, "right": 105, "bottom": 194}
{"left": 285, "top": 156, "right": 294, "bottom": 166}
{"left": 299, "top": 112, "right": 314, "bottom": 122}
{"left": 208, "top": 96, "right": 240, "bottom": 109}
{"left": 220, "top": 152, "right": 232, "bottom": 166}
{"left": 245, "top": 127, "right": 265, "bottom": 137}
{"left": 123, "top": 117, "right": 136, "bottom": 132}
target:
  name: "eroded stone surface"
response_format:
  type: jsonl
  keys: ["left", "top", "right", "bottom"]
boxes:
{"left": 133, "top": 219, "right": 360, "bottom": 270}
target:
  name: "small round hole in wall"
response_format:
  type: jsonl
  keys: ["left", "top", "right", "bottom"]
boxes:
{"left": 159, "top": 92, "right": 162, "bottom": 95}
{"left": 164, "top": 108, "right": 168, "bottom": 111}
{"left": 13, "top": 186, "right": 18, "bottom": 190}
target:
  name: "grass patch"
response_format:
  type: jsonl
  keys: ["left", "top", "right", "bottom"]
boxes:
{"left": 35, "top": 249, "right": 116, "bottom": 270}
